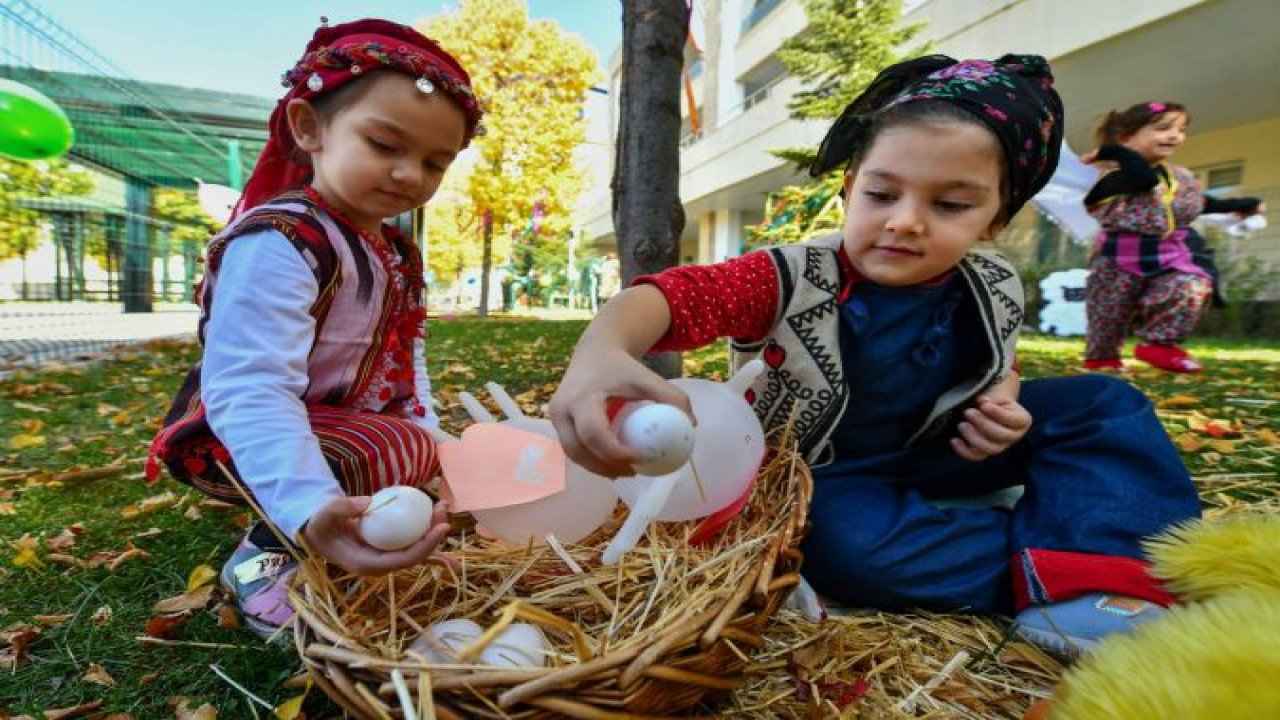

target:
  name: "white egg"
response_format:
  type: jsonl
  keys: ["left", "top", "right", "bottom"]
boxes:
{"left": 407, "top": 618, "right": 483, "bottom": 662}
{"left": 616, "top": 403, "right": 696, "bottom": 476}
{"left": 479, "top": 622, "right": 550, "bottom": 667}
{"left": 358, "top": 485, "right": 435, "bottom": 551}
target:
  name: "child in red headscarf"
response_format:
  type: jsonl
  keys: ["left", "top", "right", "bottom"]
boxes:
{"left": 147, "top": 18, "right": 484, "bottom": 639}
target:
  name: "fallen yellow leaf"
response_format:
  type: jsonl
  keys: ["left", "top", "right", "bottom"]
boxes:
{"left": 1208, "top": 439, "right": 1237, "bottom": 454}
{"left": 273, "top": 693, "right": 307, "bottom": 720}
{"left": 1176, "top": 434, "right": 1205, "bottom": 453}
{"left": 1256, "top": 428, "right": 1280, "bottom": 446}
{"left": 187, "top": 564, "right": 217, "bottom": 592}
{"left": 1160, "top": 395, "right": 1201, "bottom": 408}
{"left": 8, "top": 434, "right": 46, "bottom": 450}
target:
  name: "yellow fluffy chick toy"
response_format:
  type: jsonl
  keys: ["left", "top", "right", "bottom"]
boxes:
{"left": 1026, "top": 513, "right": 1280, "bottom": 720}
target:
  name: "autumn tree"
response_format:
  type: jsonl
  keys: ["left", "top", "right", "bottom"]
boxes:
{"left": 153, "top": 188, "right": 221, "bottom": 249}
{"left": 747, "top": 0, "right": 925, "bottom": 248}
{"left": 0, "top": 157, "right": 93, "bottom": 262}
{"left": 421, "top": 0, "right": 598, "bottom": 316}
{"left": 614, "top": 0, "right": 688, "bottom": 378}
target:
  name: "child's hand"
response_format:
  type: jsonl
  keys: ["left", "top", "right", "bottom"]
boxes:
{"left": 301, "top": 495, "right": 456, "bottom": 576}
{"left": 950, "top": 395, "right": 1032, "bottom": 461}
{"left": 549, "top": 344, "right": 691, "bottom": 478}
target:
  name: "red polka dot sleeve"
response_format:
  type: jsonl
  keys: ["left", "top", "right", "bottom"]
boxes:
{"left": 633, "top": 251, "right": 779, "bottom": 353}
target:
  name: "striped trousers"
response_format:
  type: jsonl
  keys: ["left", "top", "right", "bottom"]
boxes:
{"left": 174, "top": 405, "right": 440, "bottom": 504}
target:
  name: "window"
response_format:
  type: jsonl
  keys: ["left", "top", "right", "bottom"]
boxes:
{"left": 741, "top": 0, "right": 782, "bottom": 33}
{"left": 738, "top": 57, "right": 787, "bottom": 112}
{"left": 1195, "top": 162, "right": 1244, "bottom": 197}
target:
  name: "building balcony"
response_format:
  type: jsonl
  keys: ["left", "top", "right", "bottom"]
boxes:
{"left": 580, "top": 73, "right": 828, "bottom": 245}
{"left": 735, "top": 0, "right": 806, "bottom": 85}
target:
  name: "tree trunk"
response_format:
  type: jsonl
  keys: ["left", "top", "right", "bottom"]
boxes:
{"left": 478, "top": 209, "right": 493, "bottom": 318}
{"left": 614, "top": 0, "right": 688, "bottom": 379}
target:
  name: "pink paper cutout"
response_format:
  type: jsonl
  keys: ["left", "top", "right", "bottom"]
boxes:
{"left": 438, "top": 424, "right": 567, "bottom": 511}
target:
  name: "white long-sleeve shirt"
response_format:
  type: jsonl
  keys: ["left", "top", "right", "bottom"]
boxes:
{"left": 201, "top": 230, "right": 438, "bottom": 538}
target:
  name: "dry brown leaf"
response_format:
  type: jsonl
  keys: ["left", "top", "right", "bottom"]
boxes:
{"left": 1, "top": 623, "right": 41, "bottom": 670}
{"left": 0, "top": 501, "right": 15, "bottom": 515}
{"left": 82, "top": 662, "right": 117, "bottom": 687}
{"left": 82, "top": 545, "right": 150, "bottom": 571}
{"left": 13, "top": 700, "right": 106, "bottom": 719}
{"left": 153, "top": 583, "right": 216, "bottom": 614}
{"left": 170, "top": 697, "right": 218, "bottom": 720}
{"left": 46, "top": 528, "right": 80, "bottom": 552}
{"left": 34, "top": 614, "right": 73, "bottom": 625}
{"left": 12, "top": 401, "right": 51, "bottom": 413}
{"left": 215, "top": 604, "right": 240, "bottom": 629}
{"left": 51, "top": 459, "right": 127, "bottom": 483}
{"left": 138, "top": 491, "right": 179, "bottom": 513}
{"left": 47, "top": 553, "right": 84, "bottom": 568}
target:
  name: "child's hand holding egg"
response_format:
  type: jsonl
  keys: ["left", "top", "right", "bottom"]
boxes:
{"left": 358, "top": 485, "right": 435, "bottom": 551}
{"left": 615, "top": 402, "right": 695, "bottom": 476}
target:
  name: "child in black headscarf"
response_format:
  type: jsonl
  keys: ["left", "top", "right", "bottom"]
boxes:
{"left": 550, "top": 54, "right": 1202, "bottom": 657}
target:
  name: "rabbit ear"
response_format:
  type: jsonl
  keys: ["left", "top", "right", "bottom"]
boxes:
{"left": 727, "top": 358, "right": 766, "bottom": 394}
{"left": 485, "top": 381, "right": 526, "bottom": 419}
{"left": 458, "top": 391, "right": 496, "bottom": 423}
{"left": 426, "top": 426, "right": 458, "bottom": 444}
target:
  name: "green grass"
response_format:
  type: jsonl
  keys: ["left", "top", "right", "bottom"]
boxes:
{"left": 1, "top": 321, "right": 1277, "bottom": 717}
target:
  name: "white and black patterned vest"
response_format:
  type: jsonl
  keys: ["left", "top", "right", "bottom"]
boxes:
{"left": 731, "top": 233, "right": 1023, "bottom": 467}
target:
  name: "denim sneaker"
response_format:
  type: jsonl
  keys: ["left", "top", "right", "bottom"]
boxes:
{"left": 218, "top": 536, "right": 298, "bottom": 641}
{"left": 1014, "top": 592, "right": 1165, "bottom": 659}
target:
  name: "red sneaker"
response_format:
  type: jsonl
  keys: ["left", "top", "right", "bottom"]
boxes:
{"left": 1134, "top": 343, "right": 1202, "bottom": 373}
{"left": 1081, "top": 358, "right": 1125, "bottom": 372}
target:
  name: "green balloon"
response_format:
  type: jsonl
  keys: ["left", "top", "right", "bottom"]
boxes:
{"left": 0, "top": 78, "right": 74, "bottom": 160}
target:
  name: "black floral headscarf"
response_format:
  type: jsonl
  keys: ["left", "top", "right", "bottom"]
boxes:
{"left": 810, "top": 54, "right": 1064, "bottom": 219}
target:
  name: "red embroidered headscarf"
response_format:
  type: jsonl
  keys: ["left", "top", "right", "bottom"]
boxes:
{"left": 232, "top": 18, "right": 484, "bottom": 219}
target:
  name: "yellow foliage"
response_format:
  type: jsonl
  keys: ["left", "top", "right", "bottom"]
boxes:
{"left": 418, "top": 0, "right": 601, "bottom": 287}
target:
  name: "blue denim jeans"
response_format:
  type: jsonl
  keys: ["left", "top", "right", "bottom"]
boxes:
{"left": 800, "top": 375, "right": 1202, "bottom": 614}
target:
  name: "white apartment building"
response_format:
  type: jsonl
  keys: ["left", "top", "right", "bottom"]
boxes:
{"left": 577, "top": 0, "right": 1280, "bottom": 275}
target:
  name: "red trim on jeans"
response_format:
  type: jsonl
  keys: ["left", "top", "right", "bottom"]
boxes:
{"left": 1011, "top": 549, "right": 1176, "bottom": 612}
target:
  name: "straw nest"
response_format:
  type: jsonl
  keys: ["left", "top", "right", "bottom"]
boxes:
{"left": 287, "top": 445, "right": 1276, "bottom": 719}
{"left": 290, "top": 438, "right": 813, "bottom": 719}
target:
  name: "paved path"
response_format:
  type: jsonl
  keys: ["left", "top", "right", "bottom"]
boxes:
{"left": 0, "top": 302, "right": 199, "bottom": 371}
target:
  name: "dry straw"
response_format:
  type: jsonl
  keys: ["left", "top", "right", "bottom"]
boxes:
{"left": 270, "top": 434, "right": 1273, "bottom": 718}
{"left": 290, "top": 428, "right": 813, "bottom": 718}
